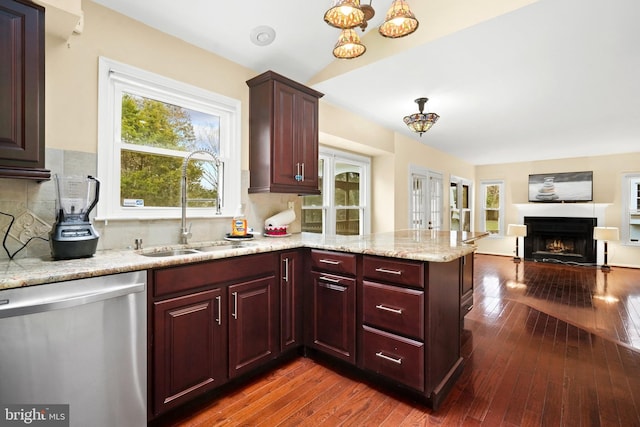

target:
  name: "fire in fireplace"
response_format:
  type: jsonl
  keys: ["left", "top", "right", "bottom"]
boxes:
{"left": 523, "top": 216, "right": 597, "bottom": 264}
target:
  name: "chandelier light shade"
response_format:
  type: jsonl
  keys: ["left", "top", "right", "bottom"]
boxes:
{"left": 324, "top": 0, "right": 365, "bottom": 29}
{"left": 333, "top": 28, "right": 366, "bottom": 59}
{"left": 403, "top": 98, "right": 439, "bottom": 136}
{"left": 379, "top": 0, "right": 419, "bottom": 38}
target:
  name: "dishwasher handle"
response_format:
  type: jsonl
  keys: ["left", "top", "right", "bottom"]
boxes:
{"left": 0, "top": 280, "right": 145, "bottom": 319}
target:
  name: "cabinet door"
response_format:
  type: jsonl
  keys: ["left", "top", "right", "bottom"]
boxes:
{"left": 0, "top": 0, "right": 49, "bottom": 180}
{"left": 280, "top": 251, "right": 303, "bottom": 352}
{"left": 272, "top": 81, "right": 299, "bottom": 188}
{"left": 295, "top": 91, "right": 320, "bottom": 192}
{"left": 228, "top": 275, "right": 277, "bottom": 378}
{"left": 153, "top": 288, "right": 226, "bottom": 416}
{"left": 310, "top": 271, "right": 356, "bottom": 364}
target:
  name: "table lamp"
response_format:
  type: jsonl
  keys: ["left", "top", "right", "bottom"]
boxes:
{"left": 507, "top": 224, "right": 527, "bottom": 263}
{"left": 593, "top": 226, "right": 619, "bottom": 272}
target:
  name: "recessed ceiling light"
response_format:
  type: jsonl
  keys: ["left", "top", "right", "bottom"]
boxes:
{"left": 250, "top": 26, "right": 276, "bottom": 46}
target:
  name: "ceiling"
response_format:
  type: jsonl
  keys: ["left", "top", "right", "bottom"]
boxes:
{"left": 92, "top": 0, "right": 640, "bottom": 165}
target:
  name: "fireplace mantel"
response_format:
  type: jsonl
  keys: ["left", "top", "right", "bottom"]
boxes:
{"left": 514, "top": 203, "right": 611, "bottom": 224}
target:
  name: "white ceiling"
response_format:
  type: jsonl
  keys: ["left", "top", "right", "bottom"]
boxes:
{"left": 92, "top": 0, "right": 640, "bottom": 165}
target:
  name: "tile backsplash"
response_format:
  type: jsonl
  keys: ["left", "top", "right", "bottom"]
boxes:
{"left": 0, "top": 148, "right": 300, "bottom": 260}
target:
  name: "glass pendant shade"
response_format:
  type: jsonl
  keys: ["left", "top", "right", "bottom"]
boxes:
{"left": 324, "top": 0, "right": 365, "bottom": 29}
{"left": 379, "top": 0, "right": 419, "bottom": 38}
{"left": 333, "top": 29, "right": 366, "bottom": 59}
{"left": 403, "top": 98, "right": 439, "bottom": 136}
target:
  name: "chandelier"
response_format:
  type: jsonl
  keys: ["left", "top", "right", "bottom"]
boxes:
{"left": 403, "top": 98, "right": 439, "bottom": 136}
{"left": 324, "top": 0, "right": 419, "bottom": 59}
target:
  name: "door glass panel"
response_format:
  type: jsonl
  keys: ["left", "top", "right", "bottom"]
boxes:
{"left": 302, "top": 209, "right": 324, "bottom": 234}
{"left": 336, "top": 209, "right": 360, "bottom": 235}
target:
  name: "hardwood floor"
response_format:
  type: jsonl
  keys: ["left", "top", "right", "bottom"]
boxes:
{"left": 154, "top": 255, "right": 640, "bottom": 426}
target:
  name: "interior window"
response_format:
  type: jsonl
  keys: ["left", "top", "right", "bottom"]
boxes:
{"left": 302, "top": 148, "right": 370, "bottom": 236}
{"left": 97, "top": 57, "right": 240, "bottom": 220}
{"left": 623, "top": 173, "right": 640, "bottom": 245}
{"left": 480, "top": 180, "right": 504, "bottom": 235}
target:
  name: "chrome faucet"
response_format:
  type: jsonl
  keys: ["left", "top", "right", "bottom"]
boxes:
{"left": 181, "top": 149, "right": 223, "bottom": 244}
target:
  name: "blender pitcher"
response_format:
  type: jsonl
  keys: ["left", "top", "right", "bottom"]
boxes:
{"left": 50, "top": 175, "right": 100, "bottom": 259}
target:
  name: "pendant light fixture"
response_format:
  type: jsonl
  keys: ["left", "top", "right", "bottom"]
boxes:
{"left": 403, "top": 98, "right": 439, "bottom": 136}
{"left": 324, "top": 0, "right": 365, "bottom": 29}
{"left": 379, "top": 0, "right": 419, "bottom": 38}
{"left": 324, "top": 1, "right": 419, "bottom": 59}
{"left": 333, "top": 28, "right": 366, "bottom": 59}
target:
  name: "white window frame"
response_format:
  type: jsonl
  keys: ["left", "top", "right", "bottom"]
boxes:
{"left": 303, "top": 146, "right": 371, "bottom": 236}
{"left": 97, "top": 57, "right": 241, "bottom": 220}
{"left": 450, "top": 176, "right": 473, "bottom": 232}
{"left": 480, "top": 180, "right": 504, "bottom": 236}
{"left": 408, "top": 165, "right": 443, "bottom": 230}
{"left": 622, "top": 173, "right": 640, "bottom": 246}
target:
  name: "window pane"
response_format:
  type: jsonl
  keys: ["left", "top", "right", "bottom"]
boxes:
{"left": 450, "top": 183, "right": 458, "bottom": 209}
{"left": 462, "top": 185, "right": 469, "bottom": 209}
{"left": 302, "top": 209, "right": 323, "bottom": 234}
{"left": 121, "top": 93, "right": 220, "bottom": 154}
{"left": 336, "top": 209, "right": 360, "bottom": 235}
{"left": 303, "top": 158, "right": 323, "bottom": 207}
{"left": 485, "top": 210, "right": 500, "bottom": 234}
{"left": 485, "top": 184, "right": 500, "bottom": 209}
{"left": 334, "top": 163, "right": 360, "bottom": 206}
{"left": 121, "top": 151, "right": 219, "bottom": 208}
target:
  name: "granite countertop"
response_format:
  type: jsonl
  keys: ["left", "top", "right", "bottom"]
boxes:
{"left": 0, "top": 230, "right": 488, "bottom": 290}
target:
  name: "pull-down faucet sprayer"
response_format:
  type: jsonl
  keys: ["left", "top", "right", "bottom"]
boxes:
{"left": 181, "top": 149, "right": 223, "bottom": 244}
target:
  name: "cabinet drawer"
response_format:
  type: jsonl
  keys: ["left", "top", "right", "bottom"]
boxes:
{"left": 363, "top": 256, "right": 424, "bottom": 288}
{"left": 363, "top": 281, "right": 424, "bottom": 340}
{"left": 362, "top": 325, "right": 424, "bottom": 392}
{"left": 310, "top": 250, "right": 357, "bottom": 276}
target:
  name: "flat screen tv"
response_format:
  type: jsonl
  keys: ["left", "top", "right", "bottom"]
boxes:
{"left": 528, "top": 171, "right": 593, "bottom": 202}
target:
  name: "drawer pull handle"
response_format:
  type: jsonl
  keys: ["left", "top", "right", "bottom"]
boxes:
{"left": 319, "top": 282, "right": 347, "bottom": 292}
{"left": 215, "top": 295, "right": 222, "bottom": 325}
{"left": 375, "top": 352, "right": 402, "bottom": 365}
{"left": 375, "top": 267, "right": 402, "bottom": 276}
{"left": 232, "top": 291, "right": 238, "bottom": 319}
{"left": 375, "top": 304, "right": 403, "bottom": 315}
{"left": 319, "top": 275, "right": 342, "bottom": 284}
{"left": 319, "top": 259, "right": 341, "bottom": 265}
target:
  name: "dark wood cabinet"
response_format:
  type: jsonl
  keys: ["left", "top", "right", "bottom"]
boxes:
{"left": 228, "top": 275, "right": 277, "bottom": 378}
{"left": 149, "top": 253, "right": 278, "bottom": 418}
{"left": 360, "top": 254, "right": 463, "bottom": 409}
{"left": 308, "top": 250, "right": 357, "bottom": 364}
{"left": 246, "top": 70, "right": 323, "bottom": 195}
{"left": 153, "top": 288, "right": 226, "bottom": 414}
{"left": 280, "top": 250, "right": 303, "bottom": 352}
{"left": 460, "top": 253, "right": 474, "bottom": 323}
{"left": 0, "top": 0, "right": 49, "bottom": 180}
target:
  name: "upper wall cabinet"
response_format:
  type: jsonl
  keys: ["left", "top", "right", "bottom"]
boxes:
{"left": 246, "top": 70, "right": 323, "bottom": 195}
{"left": 0, "top": 0, "right": 50, "bottom": 181}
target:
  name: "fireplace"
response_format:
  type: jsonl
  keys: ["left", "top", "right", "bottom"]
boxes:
{"left": 523, "top": 216, "right": 597, "bottom": 264}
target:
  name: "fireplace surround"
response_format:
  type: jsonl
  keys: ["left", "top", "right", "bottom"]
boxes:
{"left": 523, "top": 216, "right": 597, "bottom": 264}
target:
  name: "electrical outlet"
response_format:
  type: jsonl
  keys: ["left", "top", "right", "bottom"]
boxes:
{"left": 288, "top": 201, "right": 295, "bottom": 210}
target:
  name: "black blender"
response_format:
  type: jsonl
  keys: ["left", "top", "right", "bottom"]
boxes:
{"left": 50, "top": 175, "right": 100, "bottom": 259}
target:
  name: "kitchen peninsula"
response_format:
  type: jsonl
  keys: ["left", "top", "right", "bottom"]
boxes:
{"left": 0, "top": 230, "right": 487, "bottom": 419}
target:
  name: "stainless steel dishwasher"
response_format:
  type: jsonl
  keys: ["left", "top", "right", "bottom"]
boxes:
{"left": 0, "top": 271, "right": 146, "bottom": 427}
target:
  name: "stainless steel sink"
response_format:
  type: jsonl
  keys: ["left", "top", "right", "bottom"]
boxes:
{"left": 140, "top": 241, "right": 256, "bottom": 257}
{"left": 141, "top": 249, "right": 201, "bottom": 257}
{"left": 196, "top": 242, "right": 255, "bottom": 252}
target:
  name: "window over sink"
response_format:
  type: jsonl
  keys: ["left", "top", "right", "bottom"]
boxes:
{"left": 97, "top": 57, "right": 241, "bottom": 220}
